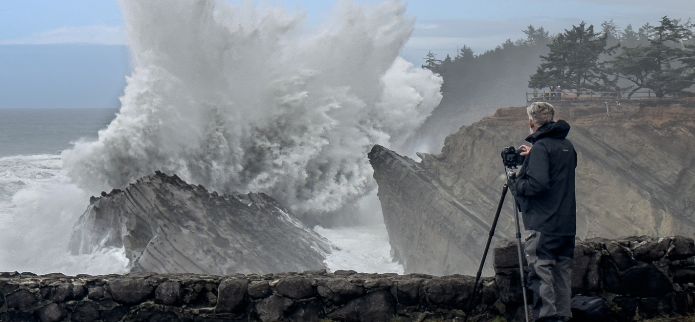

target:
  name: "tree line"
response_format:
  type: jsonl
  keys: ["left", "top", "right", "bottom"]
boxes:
{"left": 423, "top": 17, "right": 695, "bottom": 99}
{"left": 410, "top": 26, "right": 552, "bottom": 151}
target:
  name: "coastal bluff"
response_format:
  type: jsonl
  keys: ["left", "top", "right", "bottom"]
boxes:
{"left": 3, "top": 236, "right": 695, "bottom": 322}
{"left": 370, "top": 101, "right": 695, "bottom": 276}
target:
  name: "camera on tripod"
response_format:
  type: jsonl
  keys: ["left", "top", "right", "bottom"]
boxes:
{"left": 501, "top": 146, "right": 525, "bottom": 168}
{"left": 467, "top": 145, "right": 531, "bottom": 322}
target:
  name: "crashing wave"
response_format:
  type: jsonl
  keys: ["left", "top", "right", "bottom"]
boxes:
{"left": 63, "top": 0, "right": 442, "bottom": 218}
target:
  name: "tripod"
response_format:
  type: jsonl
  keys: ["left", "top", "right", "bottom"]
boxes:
{"left": 464, "top": 166, "right": 530, "bottom": 322}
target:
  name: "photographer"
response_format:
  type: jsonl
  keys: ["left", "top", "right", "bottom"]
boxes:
{"left": 509, "top": 102, "right": 577, "bottom": 322}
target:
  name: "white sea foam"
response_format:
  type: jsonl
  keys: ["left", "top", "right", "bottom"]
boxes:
{"left": 0, "top": 155, "right": 128, "bottom": 274}
{"left": 1, "top": 0, "right": 440, "bottom": 274}
{"left": 315, "top": 224, "right": 404, "bottom": 274}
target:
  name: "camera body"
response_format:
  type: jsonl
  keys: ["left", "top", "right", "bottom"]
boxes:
{"left": 501, "top": 146, "right": 525, "bottom": 168}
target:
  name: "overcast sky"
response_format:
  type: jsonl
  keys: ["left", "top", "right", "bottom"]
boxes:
{"left": 1, "top": 0, "right": 693, "bottom": 108}
{"left": 2, "top": 0, "right": 694, "bottom": 63}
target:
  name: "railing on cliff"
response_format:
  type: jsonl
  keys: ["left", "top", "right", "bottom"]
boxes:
{"left": 525, "top": 90, "right": 683, "bottom": 103}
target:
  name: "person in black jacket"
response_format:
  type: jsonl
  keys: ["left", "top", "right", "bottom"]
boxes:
{"left": 509, "top": 102, "right": 577, "bottom": 322}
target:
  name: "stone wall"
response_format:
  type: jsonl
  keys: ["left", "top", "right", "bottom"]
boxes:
{"left": 495, "top": 235, "right": 695, "bottom": 321}
{"left": 2, "top": 236, "right": 695, "bottom": 322}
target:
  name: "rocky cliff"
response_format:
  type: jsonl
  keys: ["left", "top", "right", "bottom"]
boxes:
{"left": 370, "top": 100, "right": 695, "bottom": 275}
{"left": 3, "top": 236, "right": 695, "bottom": 321}
{"left": 69, "top": 171, "right": 331, "bottom": 274}
{"left": 368, "top": 144, "right": 507, "bottom": 276}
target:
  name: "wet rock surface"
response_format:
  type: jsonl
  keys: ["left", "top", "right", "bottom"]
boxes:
{"left": 3, "top": 236, "right": 695, "bottom": 321}
{"left": 69, "top": 171, "right": 331, "bottom": 274}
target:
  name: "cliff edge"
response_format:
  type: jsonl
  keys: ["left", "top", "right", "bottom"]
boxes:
{"left": 370, "top": 101, "right": 695, "bottom": 275}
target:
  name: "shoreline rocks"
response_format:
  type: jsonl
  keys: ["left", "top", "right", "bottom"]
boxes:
{"left": 69, "top": 171, "right": 331, "bottom": 274}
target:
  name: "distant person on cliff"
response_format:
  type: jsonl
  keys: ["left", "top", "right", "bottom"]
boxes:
{"left": 508, "top": 102, "right": 577, "bottom": 322}
{"left": 555, "top": 85, "right": 562, "bottom": 101}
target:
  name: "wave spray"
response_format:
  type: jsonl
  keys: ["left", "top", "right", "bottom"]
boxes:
{"left": 1, "top": 0, "right": 442, "bottom": 274}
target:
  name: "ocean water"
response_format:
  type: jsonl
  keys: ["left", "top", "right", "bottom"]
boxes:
{"left": 0, "top": 108, "right": 117, "bottom": 220}
{"left": 0, "top": 108, "right": 403, "bottom": 274}
{"left": 0, "top": 108, "right": 129, "bottom": 274}
{"left": 0, "top": 108, "right": 117, "bottom": 157}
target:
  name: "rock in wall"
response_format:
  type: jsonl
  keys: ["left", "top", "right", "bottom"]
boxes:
{"left": 370, "top": 101, "right": 695, "bottom": 275}
{"left": 69, "top": 171, "right": 331, "bottom": 274}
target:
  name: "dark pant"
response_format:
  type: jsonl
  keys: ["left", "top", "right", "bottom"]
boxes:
{"left": 524, "top": 230, "right": 575, "bottom": 320}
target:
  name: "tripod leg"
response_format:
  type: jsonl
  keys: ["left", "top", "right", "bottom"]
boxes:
{"left": 512, "top": 198, "right": 531, "bottom": 322}
{"left": 464, "top": 184, "right": 508, "bottom": 322}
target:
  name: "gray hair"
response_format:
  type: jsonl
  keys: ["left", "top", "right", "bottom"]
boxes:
{"left": 527, "top": 102, "right": 555, "bottom": 127}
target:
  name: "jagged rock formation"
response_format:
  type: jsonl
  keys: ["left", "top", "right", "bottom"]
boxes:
{"left": 69, "top": 171, "right": 330, "bottom": 274}
{"left": 3, "top": 236, "right": 695, "bottom": 321}
{"left": 370, "top": 101, "right": 695, "bottom": 275}
{"left": 368, "top": 144, "right": 507, "bottom": 276}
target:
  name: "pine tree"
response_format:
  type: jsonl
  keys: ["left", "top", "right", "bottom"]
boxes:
{"left": 602, "top": 20, "right": 621, "bottom": 47}
{"left": 442, "top": 54, "right": 453, "bottom": 65}
{"left": 422, "top": 51, "right": 442, "bottom": 73}
{"left": 529, "top": 22, "right": 609, "bottom": 95}
{"left": 611, "top": 16, "right": 695, "bottom": 97}
{"left": 522, "top": 25, "right": 551, "bottom": 46}
{"left": 455, "top": 46, "right": 474, "bottom": 62}
{"left": 621, "top": 25, "right": 641, "bottom": 46}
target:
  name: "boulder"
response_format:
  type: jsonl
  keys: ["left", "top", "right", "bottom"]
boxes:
{"left": 247, "top": 281, "right": 272, "bottom": 299}
{"left": 327, "top": 290, "right": 396, "bottom": 321}
{"left": 392, "top": 278, "right": 423, "bottom": 305}
{"left": 422, "top": 277, "right": 472, "bottom": 307}
{"left": 668, "top": 236, "right": 695, "bottom": 259}
{"left": 571, "top": 295, "right": 613, "bottom": 322}
{"left": 155, "top": 280, "right": 181, "bottom": 305}
{"left": 37, "top": 303, "right": 65, "bottom": 322}
{"left": 72, "top": 302, "right": 100, "bottom": 322}
{"left": 6, "top": 289, "right": 37, "bottom": 310}
{"left": 69, "top": 171, "right": 331, "bottom": 275}
{"left": 317, "top": 279, "right": 364, "bottom": 303}
{"left": 619, "top": 264, "right": 672, "bottom": 297}
{"left": 108, "top": 278, "right": 154, "bottom": 304}
{"left": 255, "top": 295, "right": 294, "bottom": 321}
{"left": 215, "top": 278, "right": 248, "bottom": 313}
{"left": 275, "top": 277, "right": 316, "bottom": 299}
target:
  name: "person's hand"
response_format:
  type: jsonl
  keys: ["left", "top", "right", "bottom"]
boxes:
{"left": 519, "top": 144, "right": 532, "bottom": 156}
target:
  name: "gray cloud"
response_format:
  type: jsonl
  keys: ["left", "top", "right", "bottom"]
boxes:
{"left": 1, "top": 25, "right": 126, "bottom": 45}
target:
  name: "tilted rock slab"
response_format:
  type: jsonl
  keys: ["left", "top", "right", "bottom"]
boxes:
{"left": 370, "top": 101, "right": 695, "bottom": 275}
{"left": 3, "top": 236, "right": 695, "bottom": 321}
{"left": 69, "top": 171, "right": 330, "bottom": 274}
{"left": 368, "top": 144, "right": 509, "bottom": 276}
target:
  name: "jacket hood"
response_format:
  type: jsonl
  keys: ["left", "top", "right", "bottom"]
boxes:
{"left": 526, "top": 120, "right": 571, "bottom": 143}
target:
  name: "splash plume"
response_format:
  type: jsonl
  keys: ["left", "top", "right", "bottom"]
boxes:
{"left": 63, "top": 0, "right": 442, "bottom": 217}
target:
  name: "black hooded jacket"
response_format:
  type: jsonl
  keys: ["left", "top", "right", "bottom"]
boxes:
{"left": 511, "top": 120, "right": 577, "bottom": 236}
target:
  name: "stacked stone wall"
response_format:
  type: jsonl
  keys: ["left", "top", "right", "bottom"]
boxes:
{"left": 2, "top": 236, "right": 694, "bottom": 321}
